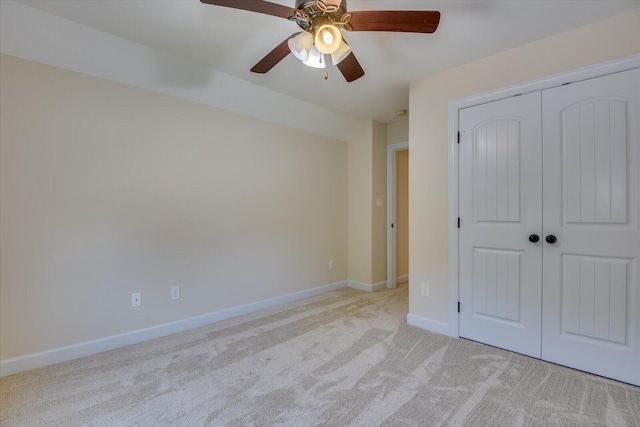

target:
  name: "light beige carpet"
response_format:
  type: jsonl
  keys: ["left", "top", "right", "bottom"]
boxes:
{"left": 1, "top": 284, "right": 639, "bottom": 426}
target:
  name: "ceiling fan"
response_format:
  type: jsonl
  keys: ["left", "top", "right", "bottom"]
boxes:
{"left": 200, "top": 0, "right": 440, "bottom": 82}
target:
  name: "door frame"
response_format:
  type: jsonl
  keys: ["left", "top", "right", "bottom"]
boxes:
{"left": 387, "top": 141, "right": 409, "bottom": 288}
{"left": 447, "top": 54, "right": 640, "bottom": 338}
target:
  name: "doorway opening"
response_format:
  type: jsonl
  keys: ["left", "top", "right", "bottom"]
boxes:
{"left": 387, "top": 142, "right": 409, "bottom": 288}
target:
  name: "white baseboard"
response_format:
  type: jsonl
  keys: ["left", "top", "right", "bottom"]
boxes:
{"left": 347, "top": 280, "right": 387, "bottom": 292}
{"left": 372, "top": 281, "right": 387, "bottom": 291}
{"left": 396, "top": 275, "right": 408, "bottom": 284}
{"left": 407, "top": 313, "right": 454, "bottom": 337}
{"left": 0, "top": 280, "right": 348, "bottom": 377}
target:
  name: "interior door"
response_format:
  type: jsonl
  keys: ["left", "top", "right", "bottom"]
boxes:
{"left": 459, "top": 92, "right": 543, "bottom": 358}
{"left": 541, "top": 68, "right": 640, "bottom": 386}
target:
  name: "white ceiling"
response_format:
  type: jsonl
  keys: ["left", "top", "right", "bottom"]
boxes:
{"left": 16, "top": 0, "right": 640, "bottom": 123}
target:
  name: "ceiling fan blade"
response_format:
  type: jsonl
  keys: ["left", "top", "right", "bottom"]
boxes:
{"left": 337, "top": 52, "right": 365, "bottom": 82}
{"left": 200, "top": 0, "right": 294, "bottom": 19}
{"left": 348, "top": 11, "right": 440, "bottom": 33}
{"left": 251, "top": 35, "right": 296, "bottom": 74}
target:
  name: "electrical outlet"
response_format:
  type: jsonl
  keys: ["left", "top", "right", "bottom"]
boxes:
{"left": 171, "top": 286, "right": 180, "bottom": 301}
{"left": 421, "top": 283, "right": 430, "bottom": 298}
{"left": 131, "top": 292, "right": 141, "bottom": 307}
{"left": 329, "top": 260, "right": 334, "bottom": 270}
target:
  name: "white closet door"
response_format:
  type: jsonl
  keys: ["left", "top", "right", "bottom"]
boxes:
{"left": 542, "top": 68, "right": 640, "bottom": 386}
{"left": 459, "top": 92, "right": 543, "bottom": 358}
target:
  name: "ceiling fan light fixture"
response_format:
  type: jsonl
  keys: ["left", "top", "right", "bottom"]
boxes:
{"left": 330, "top": 40, "right": 351, "bottom": 65}
{"left": 200, "top": 0, "right": 440, "bottom": 84}
{"left": 303, "top": 46, "right": 326, "bottom": 69}
{"left": 314, "top": 24, "right": 342, "bottom": 54}
{"left": 288, "top": 31, "right": 314, "bottom": 61}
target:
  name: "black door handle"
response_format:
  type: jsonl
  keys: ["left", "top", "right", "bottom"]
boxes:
{"left": 529, "top": 234, "right": 540, "bottom": 243}
{"left": 546, "top": 235, "right": 557, "bottom": 244}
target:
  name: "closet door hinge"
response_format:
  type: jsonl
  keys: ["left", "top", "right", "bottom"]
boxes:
{"left": 457, "top": 131, "right": 461, "bottom": 144}
{"left": 458, "top": 217, "right": 461, "bottom": 228}
{"left": 458, "top": 302, "right": 461, "bottom": 313}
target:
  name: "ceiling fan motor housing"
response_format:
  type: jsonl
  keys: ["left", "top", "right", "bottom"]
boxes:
{"left": 295, "top": 0, "right": 347, "bottom": 11}
{"left": 292, "top": 0, "right": 350, "bottom": 31}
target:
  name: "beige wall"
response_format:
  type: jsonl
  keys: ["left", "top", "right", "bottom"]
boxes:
{"left": 347, "top": 122, "right": 373, "bottom": 284}
{"left": 408, "top": 9, "right": 640, "bottom": 324}
{"left": 396, "top": 149, "right": 409, "bottom": 279}
{"left": 347, "top": 120, "right": 388, "bottom": 285}
{"left": 0, "top": 55, "right": 348, "bottom": 360}
{"left": 387, "top": 120, "right": 409, "bottom": 145}
{"left": 371, "top": 121, "right": 387, "bottom": 285}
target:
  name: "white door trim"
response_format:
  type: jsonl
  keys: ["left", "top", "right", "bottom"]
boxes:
{"left": 387, "top": 141, "right": 409, "bottom": 289}
{"left": 448, "top": 53, "right": 640, "bottom": 338}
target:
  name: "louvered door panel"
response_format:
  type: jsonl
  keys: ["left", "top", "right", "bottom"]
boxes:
{"left": 564, "top": 100, "right": 628, "bottom": 224}
{"left": 474, "top": 120, "right": 521, "bottom": 223}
